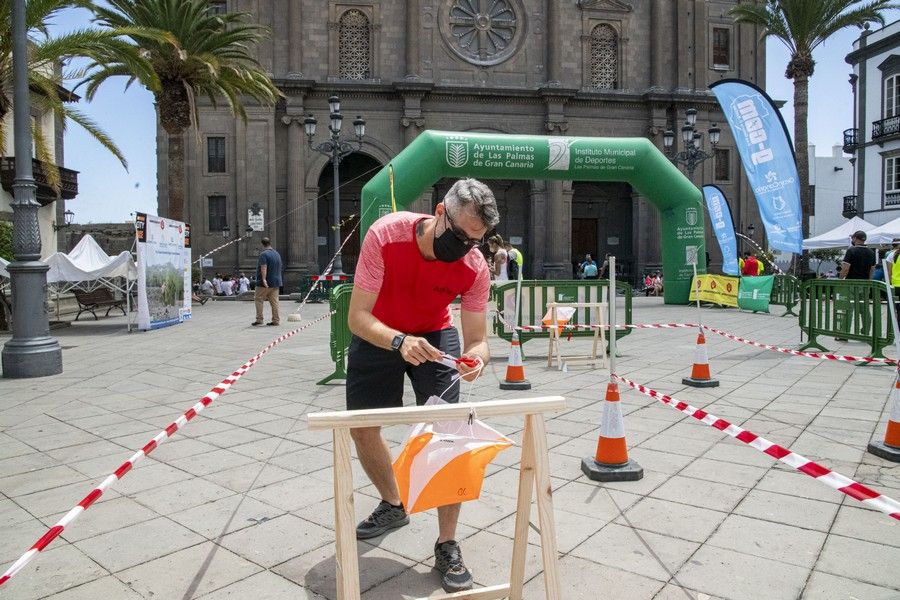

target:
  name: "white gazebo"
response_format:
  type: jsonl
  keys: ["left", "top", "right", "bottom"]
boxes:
{"left": 802, "top": 216, "right": 877, "bottom": 249}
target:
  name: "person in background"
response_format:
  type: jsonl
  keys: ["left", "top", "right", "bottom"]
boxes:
{"left": 238, "top": 272, "right": 250, "bottom": 294}
{"left": 488, "top": 235, "right": 509, "bottom": 282}
{"left": 840, "top": 230, "right": 875, "bottom": 280}
{"left": 600, "top": 253, "right": 610, "bottom": 279}
{"left": 200, "top": 276, "right": 215, "bottom": 297}
{"left": 252, "top": 237, "right": 283, "bottom": 326}
{"left": 883, "top": 239, "right": 900, "bottom": 323}
{"left": 503, "top": 241, "right": 523, "bottom": 280}
{"left": 741, "top": 252, "right": 758, "bottom": 276}
{"left": 220, "top": 276, "right": 234, "bottom": 296}
{"left": 583, "top": 258, "right": 599, "bottom": 279}
{"left": 578, "top": 254, "right": 596, "bottom": 279}
{"left": 212, "top": 273, "right": 223, "bottom": 295}
{"left": 651, "top": 272, "right": 663, "bottom": 296}
{"left": 757, "top": 256, "right": 764, "bottom": 275}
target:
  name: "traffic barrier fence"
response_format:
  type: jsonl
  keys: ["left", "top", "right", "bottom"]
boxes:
{"left": 317, "top": 283, "right": 354, "bottom": 385}
{"left": 771, "top": 274, "right": 801, "bottom": 317}
{"left": 491, "top": 279, "right": 633, "bottom": 349}
{"left": 799, "top": 279, "right": 893, "bottom": 359}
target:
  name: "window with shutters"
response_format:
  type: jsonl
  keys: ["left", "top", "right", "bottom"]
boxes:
{"left": 712, "top": 27, "right": 731, "bottom": 70}
{"left": 885, "top": 156, "right": 900, "bottom": 206}
{"left": 207, "top": 137, "right": 226, "bottom": 173}
{"left": 338, "top": 9, "right": 371, "bottom": 80}
{"left": 714, "top": 148, "right": 731, "bottom": 182}
{"left": 885, "top": 74, "right": 900, "bottom": 118}
{"left": 208, "top": 196, "right": 227, "bottom": 232}
{"left": 589, "top": 24, "right": 618, "bottom": 89}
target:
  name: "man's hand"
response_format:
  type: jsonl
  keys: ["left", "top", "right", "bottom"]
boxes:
{"left": 457, "top": 354, "right": 483, "bottom": 382}
{"left": 400, "top": 336, "right": 443, "bottom": 365}
{"left": 262, "top": 280, "right": 268, "bottom": 287}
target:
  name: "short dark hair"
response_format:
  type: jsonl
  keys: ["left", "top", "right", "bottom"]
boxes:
{"left": 261, "top": 237, "right": 271, "bottom": 247}
{"left": 852, "top": 230, "right": 867, "bottom": 242}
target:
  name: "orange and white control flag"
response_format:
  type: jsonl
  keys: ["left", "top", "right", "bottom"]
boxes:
{"left": 393, "top": 396, "right": 512, "bottom": 514}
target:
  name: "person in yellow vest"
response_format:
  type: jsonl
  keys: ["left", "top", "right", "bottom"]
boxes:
{"left": 884, "top": 239, "right": 900, "bottom": 322}
{"left": 503, "top": 241, "right": 523, "bottom": 279}
{"left": 757, "top": 257, "right": 764, "bottom": 275}
{"left": 739, "top": 256, "right": 745, "bottom": 273}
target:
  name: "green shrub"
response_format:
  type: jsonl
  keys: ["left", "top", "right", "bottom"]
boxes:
{"left": 0, "top": 221, "right": 12, "bottom": 262}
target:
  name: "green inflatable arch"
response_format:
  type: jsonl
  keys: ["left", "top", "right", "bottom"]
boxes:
{"left": 360, "top": 131, "right": 705, "bottom": 304}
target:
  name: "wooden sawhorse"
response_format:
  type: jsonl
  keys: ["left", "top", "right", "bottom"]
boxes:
{"left": 546, "top": 301, "right": 608, "bottom": 370}
{"left": 307, "top": 396, "right": 567, "bottom": 600}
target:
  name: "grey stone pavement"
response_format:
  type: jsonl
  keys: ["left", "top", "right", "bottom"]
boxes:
{"left": 0, "top": 297, "right": 899, "bottom": 600}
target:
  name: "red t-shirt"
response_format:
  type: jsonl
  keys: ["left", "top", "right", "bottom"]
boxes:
{"left": 354, "top": 212, "right": 491, "bottom": 334}
{"left": 742, "top": 256, "right": 759, "bottom": 276}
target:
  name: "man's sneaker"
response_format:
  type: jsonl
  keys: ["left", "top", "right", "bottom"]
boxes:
{"left": 355, "top": 500, "right": 409, "bottom": 540}
{"left": 434, "top": 540, "right": 473, "bottom": 592}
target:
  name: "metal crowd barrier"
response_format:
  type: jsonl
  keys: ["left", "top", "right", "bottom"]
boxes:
{"left": 317, "top": 283, "right": 354, "bottom": 385}
{"left": 771, "top": 274, "right": 801, "bottom": 317}
{"left": 491, "top": 279, "right": 634, "bottom": 348}
{"left": 799, "top": 279, "right": 893, "bottom": 359}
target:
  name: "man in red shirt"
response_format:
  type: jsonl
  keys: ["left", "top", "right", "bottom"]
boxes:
{"left": 346, "top": 178, "right": 497, "bottom": 593}
{"left": 741, "top": 251, "right": 759, "bottom": 276}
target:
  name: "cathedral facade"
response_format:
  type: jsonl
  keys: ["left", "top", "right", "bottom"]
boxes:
{"left": 157, "top": 0, "right": 766, "bottom": 288}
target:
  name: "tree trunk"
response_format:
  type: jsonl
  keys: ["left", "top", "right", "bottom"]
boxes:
{"left": 167, "top": 132, "right": 185, "bottom": 221}
{"left": 794, "top": 73, "right": 811, "bottom": 273}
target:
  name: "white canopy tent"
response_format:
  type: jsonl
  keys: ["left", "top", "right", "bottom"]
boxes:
{"left": 802, "top": 216, "right": 877, "bottom": 249}
{"left": 864, "top": 217, "right": 900, "bottom": 245}
{"left": 0, "top": 235, "right": 137, "bottom": 329}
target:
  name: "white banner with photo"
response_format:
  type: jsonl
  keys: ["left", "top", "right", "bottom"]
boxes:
{"left": 135, "top": 213, "right": 191, "bottom": 330}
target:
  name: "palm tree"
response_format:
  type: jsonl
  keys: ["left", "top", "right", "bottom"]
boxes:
{"left": 84, "top": 0, "right": 281, "bottom": 221}
{"left": 0, "top": 0, "right": 146, "bottom": 186}
{"left": 731, "top": 0, "right": 897, "bottom": 262}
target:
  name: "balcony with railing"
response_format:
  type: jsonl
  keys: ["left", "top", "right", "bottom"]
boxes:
{"left": 842, "top": 195, "right": 859, "bottom": 218}
{"left": 843, "top": 128, "right": 859, "bottom": 153}
{"left": 872, "top": 116, "right": 900, "bottom": 140}
{"left": 0, "top": 158, "right": 79, "bottom": 205}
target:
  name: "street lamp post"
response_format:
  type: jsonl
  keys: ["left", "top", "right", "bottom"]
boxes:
{"left": 2, "top": 0, "right": 62, "bottom": 378}
{"left": 663, "top": 107, "right": 721, "bottom": 180}
{"left": 304, "top": 95, "right": 365, "bottom": 276}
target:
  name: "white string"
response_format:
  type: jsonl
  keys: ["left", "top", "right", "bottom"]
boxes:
{"left": 437, "top": 359, "right": 485, "bottom": 401}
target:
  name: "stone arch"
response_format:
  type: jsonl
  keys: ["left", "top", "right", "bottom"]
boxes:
{"left": 360, "top": 131, "right": 705, "bottom": 303}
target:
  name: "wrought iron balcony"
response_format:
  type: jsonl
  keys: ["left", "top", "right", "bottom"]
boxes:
{"left": 842, "top": 194, "right": 859, "bottom": 218}
{"left": 843, "top": 128, "right": 859, "bottom": 153}
{"left": 872, "top": 116, "right": 900, "bottom": 140}
{"left": 0, "top": 158, "right": 79, "bottom": 205}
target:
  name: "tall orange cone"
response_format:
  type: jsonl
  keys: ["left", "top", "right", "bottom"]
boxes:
{"left": 582, "top": 381, "right": 643, "bottom": 481}
{"left": 499, "top": 330, "right": 531, "bottom": 390}
{"left": 682, "top": 331, "right": 719, "bottom": 388}
{"left": 868, "top": 371, "right": 900, "bottom": 462}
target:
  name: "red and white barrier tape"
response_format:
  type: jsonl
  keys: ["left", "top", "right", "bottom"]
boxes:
{"left": 514, "top": 322, "right": 700, "bottom": 332}
{"left": 700, "top": 325, "right": 898, "bottom": 365}
{"left": 505, "top": 318, "right": 898, "bottom": 365}
{"left": 612, "top": 374, "right": 900, "bottom": 521}
{"left": 0, "top": 311, "right": 334, "bottom": 588}
{"left": 312, "top": 275, "right": 349, "bottom": 282}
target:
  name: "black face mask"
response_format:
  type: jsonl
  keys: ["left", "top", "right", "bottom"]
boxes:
{"left": 433, "top": 216, "right": 472, "bottom": 263}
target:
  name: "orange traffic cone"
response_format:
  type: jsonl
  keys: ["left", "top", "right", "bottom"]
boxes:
{"left": 868, "top": 371, "right": 900, "bottom": 462}
{"left": 682, "top": 331, "right": 719, "bottom": 388}
{"left": 582, "top": 381, "right": 643, "bottom": 481}
{"left": 499, "top": 331, "right": 531, "bottom": 390}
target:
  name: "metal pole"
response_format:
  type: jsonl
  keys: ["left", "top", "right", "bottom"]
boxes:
{"left": 331, "top": 143, "right": 344, "bottom": 275}
{"left": 2, "top": 0, "right": 62, "bottom": 378}
{"left": 609, "top": 256, "right": 616, "bottom": 375}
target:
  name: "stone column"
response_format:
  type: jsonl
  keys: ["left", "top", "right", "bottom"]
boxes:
{"left": 545, "top": 0, "right": 560, "bottom": 85}
{"left": 543, "top": 180, "right": 572, "bottom": 279}
{"left": 405, "top": 0, "right": 420, "bottom": 79}
{"left": 305, "top": 185, "right": 321, "bottom": 272}
{"left": 650, "top": 0, "right": 670, "bottom": 91}
{"left": 529, "top": 181, "right": 548, "bottom": 278}
{"left": 288, "top": 0, "right": 302, "bottom": 76}
{"left": 631, "top": 192, "right": 661, "bottom": 279}
{"left": 282, "top": 112, "right": 305, "bottom": 278}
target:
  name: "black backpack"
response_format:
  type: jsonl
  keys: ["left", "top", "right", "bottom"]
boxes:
{"left": 507, "top": 249, "right": 520, "bottom": 280}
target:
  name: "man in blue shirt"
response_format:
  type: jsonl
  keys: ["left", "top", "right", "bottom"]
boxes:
{"left": 252, "top": 237, "right": 283, "bottom": 326}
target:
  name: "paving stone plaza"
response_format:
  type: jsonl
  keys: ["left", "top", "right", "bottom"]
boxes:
{"left": 0, "top": 297, "right": 898, "bottom": 599}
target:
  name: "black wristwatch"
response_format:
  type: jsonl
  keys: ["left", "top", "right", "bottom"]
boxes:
{"left": 390, "top": 333, "right": 407, "bottom": 352}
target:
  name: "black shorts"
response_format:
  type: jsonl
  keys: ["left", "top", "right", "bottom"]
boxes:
{"left": 346, "top": 328, "right": 461, "bottom": 411}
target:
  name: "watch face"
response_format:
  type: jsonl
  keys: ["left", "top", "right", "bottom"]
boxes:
{"left": 392, "top": 335, "right": 404, "bottom": 350}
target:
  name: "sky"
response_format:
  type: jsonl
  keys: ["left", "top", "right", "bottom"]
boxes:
{"left": 44, "top": 6, "right": 900, "bottom": 224}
